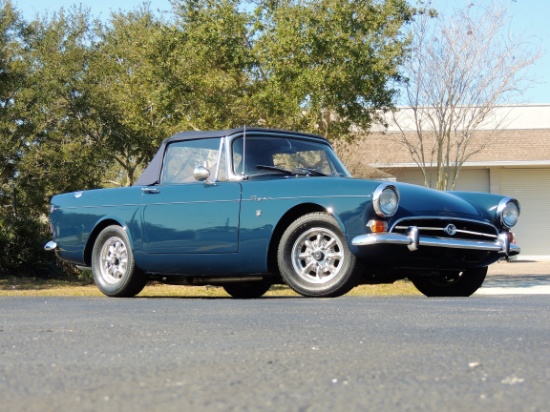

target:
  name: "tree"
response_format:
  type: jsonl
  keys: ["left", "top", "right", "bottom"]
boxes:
{"left": 15, "top": 7, "right": 108, "bottom": 214}
{"left": 90, "top": 7, "right": 174, "bottom": 186}
{"left": 92, "top": 1, "right": 254, "bottom": 186}
{"left": 0, "top": 0, "right": 27, "bottom": 215}
{"left": 250, "top": 0, "right": 413, "bottom": 139}
{"left": 394, "top": 0, "right": 539, "bottom": 190}
{"left": 166, "top": 0, "right": 254, "bottom": 130}
{"left": 0, "top": 1, "right": 81, "bottom": 276}
{"left": 1, "top": 0, "right": 416, "bottom": 275}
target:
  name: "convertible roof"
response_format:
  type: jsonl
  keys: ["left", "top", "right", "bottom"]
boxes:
{"left": 163, "top": 127, "right": 327, "bottom": 144}
{"left": 134, "top": 127, "right": 328, "bottom": 186}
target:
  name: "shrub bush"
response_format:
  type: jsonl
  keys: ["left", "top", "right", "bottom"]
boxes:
{"left": 0, "top": 213, "right": 68, "bottom": 278}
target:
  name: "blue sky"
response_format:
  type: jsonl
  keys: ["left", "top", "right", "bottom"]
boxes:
{"left": 14, "top": 0, "right": 550, "bottom": 104}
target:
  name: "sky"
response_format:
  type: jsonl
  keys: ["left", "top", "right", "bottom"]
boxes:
{"left": 13, "top": 0, "right": 550, "bottom": 104}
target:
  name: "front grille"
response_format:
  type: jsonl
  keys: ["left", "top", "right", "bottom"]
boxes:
{"left": 391, "top": 217, "right": 498, "bottom": 241}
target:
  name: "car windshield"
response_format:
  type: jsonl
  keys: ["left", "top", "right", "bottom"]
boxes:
{"left": 232, "top": 135, "right": 350, "bottom": 178}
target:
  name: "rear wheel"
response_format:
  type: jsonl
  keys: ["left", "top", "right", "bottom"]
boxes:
{"left": 223, "top": 281, "right": 272, "bottom": 299}
{"left": 277, "top": 212, "right": 359, "bottom": 297}
{"left": 411, "top": 267, "right": 488, "bottom": 297}
{"left": 91, "top": 225, "right": 147, "bottom": 297}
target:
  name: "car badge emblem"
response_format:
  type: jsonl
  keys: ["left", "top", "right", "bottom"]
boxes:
{"left": 444, "top": 224, "right": 457, "bottom": 236}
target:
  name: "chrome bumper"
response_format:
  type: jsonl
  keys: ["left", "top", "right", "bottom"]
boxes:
{"left": 44, "top": 241, "right": 58, "bottom": 251}
{"left": 351, "top": 227, "right": 520, "bottom": 256}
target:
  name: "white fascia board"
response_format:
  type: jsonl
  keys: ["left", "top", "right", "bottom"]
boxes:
{"left": 375, "top": 104, "right": 550, "bottom": 132}
{"left": 371, "top": 160, "right": 550, "bottom": 169}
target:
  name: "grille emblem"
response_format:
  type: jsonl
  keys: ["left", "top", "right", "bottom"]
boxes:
{"left": 444, "top": 224, "right": 457, "bottom": 236}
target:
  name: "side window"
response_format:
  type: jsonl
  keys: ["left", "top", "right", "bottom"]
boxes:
{"left": 161, "top": 138, "right": 222, "bottom": 184}
{"left": 232, "top": 138, "right": 244, "bottom": 175}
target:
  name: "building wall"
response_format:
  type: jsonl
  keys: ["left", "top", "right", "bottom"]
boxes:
{"left": 392, "top": 168, "right": 490, "bottom": 192}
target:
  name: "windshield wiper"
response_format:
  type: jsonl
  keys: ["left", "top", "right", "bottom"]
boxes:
{"left": 256, "top": 165, "right": 327, "bottom": 177}
{"left": 256, "top": 165, "right": 294, "bottom": 175}
{"left": 293, "top": 167, "right": 327, "bottom": 176}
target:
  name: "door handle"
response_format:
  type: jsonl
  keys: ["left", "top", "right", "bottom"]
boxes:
{"left": 142, "top": 187, "right": 160, "bottom": 194}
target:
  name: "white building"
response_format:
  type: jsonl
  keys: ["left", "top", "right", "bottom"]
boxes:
{"left": 362, "top": 104, "right": 550, "bottom": 256}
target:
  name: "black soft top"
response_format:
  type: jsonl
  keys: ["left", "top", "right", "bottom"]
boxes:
{"left": 133, "top": 127, "right": 328, "bottom": 186}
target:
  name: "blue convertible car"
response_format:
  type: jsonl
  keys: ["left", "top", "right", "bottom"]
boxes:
{"left": 45, "top": 127, "right": 520, "bottom": 298}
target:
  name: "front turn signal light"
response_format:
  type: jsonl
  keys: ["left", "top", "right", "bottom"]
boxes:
{"left": 368, "top": 219, "right": 388, "bottom": 233}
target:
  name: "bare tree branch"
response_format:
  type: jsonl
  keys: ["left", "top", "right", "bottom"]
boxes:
{"left": 393, "top": 0, "right": 540, "bottom": 190}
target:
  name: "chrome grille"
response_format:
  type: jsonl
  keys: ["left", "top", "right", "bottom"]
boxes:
{"left": 391, "top": 217, "right": 498, "bottom": 241}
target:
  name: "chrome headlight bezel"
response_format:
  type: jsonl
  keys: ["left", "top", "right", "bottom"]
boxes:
{"left": 497, "top": 197, "right": 520, "bottom": 229}
{"left": 373, "top": 183, "right": 400, "bottom": 218}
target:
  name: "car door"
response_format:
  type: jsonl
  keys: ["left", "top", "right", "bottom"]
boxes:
{"left": 141, "top": 137, "right": 241, "bottom": 254}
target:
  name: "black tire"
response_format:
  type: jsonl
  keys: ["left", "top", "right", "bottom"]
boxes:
{"left": 411, "top": 267, "right": 488, "bottom": 297}
{"left": 91, "top": 225, "right": 147, "bottom": 297}
{"left": 277, "top": 212, "right": 359, "bottom": 297}
{"left": 223, "top": 281, "right": 272, "bottom": 299}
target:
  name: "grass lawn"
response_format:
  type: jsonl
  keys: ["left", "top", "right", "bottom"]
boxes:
{"left": 0, "top": 276, "right": 419, "bottom": 298}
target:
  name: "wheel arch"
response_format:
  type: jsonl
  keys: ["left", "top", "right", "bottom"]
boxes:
{"left": 84, "top": 219, "right": 132, "bottom": 267}
{"left": 267, "top": 203, "right": 342, "bottom": 274}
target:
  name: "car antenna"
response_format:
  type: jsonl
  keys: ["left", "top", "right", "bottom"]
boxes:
{"left": 242, "top": 124, "right": 246, "bottom": 177}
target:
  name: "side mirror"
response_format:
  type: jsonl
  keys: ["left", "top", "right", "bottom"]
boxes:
{"left": 193, "top": 166, "right": 211, "bottom": 182}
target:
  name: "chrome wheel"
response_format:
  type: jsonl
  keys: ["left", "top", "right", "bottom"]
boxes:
{"left": 291, "top": 227, "right": 345, "bottom": 284}
{"left": 91, "top": 225, "right": 147, "bottom": 297}
{"left": 98, "top": 236, "right": 129, "bottom": 285}
{"left": 278, "top": 212, "right": 358, "bottom": 297}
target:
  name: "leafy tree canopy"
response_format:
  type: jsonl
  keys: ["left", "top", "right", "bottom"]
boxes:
{"left": 1, "top": 0, "right": 413, "bottom": 210}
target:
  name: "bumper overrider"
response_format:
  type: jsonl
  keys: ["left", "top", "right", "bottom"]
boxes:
{"left": 351, "top": 227, "right": 520, "bottom": 257}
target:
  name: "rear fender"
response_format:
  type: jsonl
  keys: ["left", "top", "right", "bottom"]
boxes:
{"left": 83, "top": 217, "right": 135, "bottom": 267}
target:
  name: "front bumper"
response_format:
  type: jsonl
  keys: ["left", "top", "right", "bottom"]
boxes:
{"left": 351, "top": 227, "right": 520, "bottom": 257}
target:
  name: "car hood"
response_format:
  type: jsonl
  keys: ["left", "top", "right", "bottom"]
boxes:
{"left": 393, "top": 182, "right": 482, "bottom": 219}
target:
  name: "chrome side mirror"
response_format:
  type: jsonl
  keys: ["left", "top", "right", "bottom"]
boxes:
{"left": 194, "top": 166, "right": 211, "bottom": 182}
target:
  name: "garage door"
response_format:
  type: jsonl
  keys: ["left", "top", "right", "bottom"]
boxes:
{"left": 499, "top": 169, "right": 550, "bottom": 256}
{"left": 395, "top": 168, "right": 489, "bottom": 192}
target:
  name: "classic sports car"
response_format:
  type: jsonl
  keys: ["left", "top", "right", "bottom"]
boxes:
{"left": 45, "top": 127, "right": 520, "bottom": 298}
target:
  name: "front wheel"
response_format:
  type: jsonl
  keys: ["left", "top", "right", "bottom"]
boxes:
{"left": 91, "top": 225, "right": 147, "bottom": 297}
{"left": 410, "top": 267, "right": 488, "bottom": 297}
{"left": 277, "top": 212, "right": 359, "bottom": 297}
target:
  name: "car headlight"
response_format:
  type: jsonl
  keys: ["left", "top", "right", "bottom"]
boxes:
{"left": 373, "top": 183, "right": 399, "bottom": 218}
{"left": 497, "top": 198, "right": 520, "bottom": 228}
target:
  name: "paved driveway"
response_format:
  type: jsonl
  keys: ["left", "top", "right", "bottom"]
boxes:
{"left": 477, "top": 258, "right": 550, "bottom": 295}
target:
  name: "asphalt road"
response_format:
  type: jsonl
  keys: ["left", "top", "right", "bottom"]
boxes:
{"left": 1, "top": 296, "right": 549, "bottom": 412}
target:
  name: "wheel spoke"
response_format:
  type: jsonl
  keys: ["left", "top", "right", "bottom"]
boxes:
{"left": 325, "top": 250, "right": 343, "bottom": 260}
{"left": 291, "top": 226, "right": 346, "bottom": 285}
{"left": 315, "top": 265, "right": 324, "bottom": 280}
{"left": 301, "top": 259, "right": 316, "bottom": 275}
{"left": 98, "top": 236, "right": 129, "bottom": 285}
{"left": 323, "top": 237, "right": 336, "bottom": 250}
{"left": 315, "top": 233, "right": 323, "bottom": 247}
{"left": 298, "top": 251, "right": 312, "bottom": 260}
